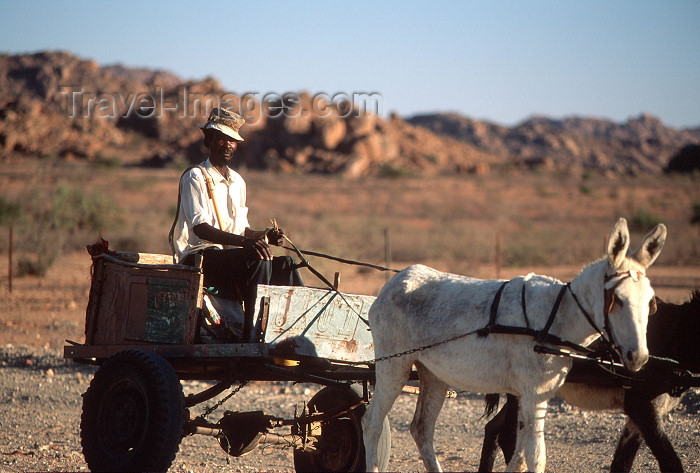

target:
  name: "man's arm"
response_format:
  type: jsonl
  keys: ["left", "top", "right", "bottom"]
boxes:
{"left": 193, "top": 223, "right": 272, "bottom": 260}
{"left": 244, "top": 227, "right": 285, "bottom": 246}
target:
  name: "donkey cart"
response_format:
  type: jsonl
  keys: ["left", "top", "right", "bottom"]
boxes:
{"left": 64, "top": 246, "right": 391, "bottom": 473}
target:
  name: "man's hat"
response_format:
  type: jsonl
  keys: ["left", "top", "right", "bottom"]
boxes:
{"left": 200, "top": 108, "right": 245, "bottom": 141}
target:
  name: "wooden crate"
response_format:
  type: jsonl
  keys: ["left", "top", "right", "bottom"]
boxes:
{"left": 84, "top": 253, "right": 203, "bottom": 346}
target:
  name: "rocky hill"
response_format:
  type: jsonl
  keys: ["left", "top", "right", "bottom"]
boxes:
{"left": 0, "top": 51, "right": 496, "bottom": 177}
{"left": 408, "top": 113, "right": 700, "bottom": 174}
{"left": 1, "top": 51, "right": 698, "bottom": 176}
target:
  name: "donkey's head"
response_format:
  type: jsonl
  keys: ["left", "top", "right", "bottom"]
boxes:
{"left": 603, "top": 218, "right": 666, "bottom": 372}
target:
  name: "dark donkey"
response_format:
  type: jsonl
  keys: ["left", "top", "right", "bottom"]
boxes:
{"left": 479, "top": 290, "right": 700, "bottom": 473}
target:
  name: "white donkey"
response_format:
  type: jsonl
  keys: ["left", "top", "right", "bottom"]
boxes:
{"left": 362, "top": 218, "right": 666, "bottom": 472}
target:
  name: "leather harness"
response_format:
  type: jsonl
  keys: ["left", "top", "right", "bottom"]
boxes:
{"left": 477, "top": 270, "right": 643, "bottom": 359}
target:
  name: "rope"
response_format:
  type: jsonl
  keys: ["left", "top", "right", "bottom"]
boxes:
{"left": 279, "top": 245, "right": 400, "bottom": 273}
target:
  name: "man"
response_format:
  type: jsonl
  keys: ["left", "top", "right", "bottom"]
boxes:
{"left": 170, "top": 108, "right": 303, "bottom": 340}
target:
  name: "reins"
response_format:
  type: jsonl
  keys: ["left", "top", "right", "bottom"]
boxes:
{"left": 167, "top": 174, "right": 640, "bottom": 372}
{"left": 279, "top": 244, "right": 400, "bottom": 274}
{"left": 168, "top": 204, "right": 695, "bottom": 386}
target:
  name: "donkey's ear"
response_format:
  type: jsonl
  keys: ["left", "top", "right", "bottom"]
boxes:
{"left": 607, "top": 218, "right": 630, "bottom": 268}
{"left": 632, "top": 223, "right": 667, "bottom": 268}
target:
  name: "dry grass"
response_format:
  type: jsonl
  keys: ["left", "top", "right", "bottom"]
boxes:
{"left": 2, "top": 158, "right": 700, "bottom": 272}
{"left": 1, "top": 158, "right": 699, "bottom": 348}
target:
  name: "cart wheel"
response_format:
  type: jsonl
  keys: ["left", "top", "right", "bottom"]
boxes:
{"left": 80, "top": 350, "right": 185, "bottom": 473}
{"left": 293, "top": 384, "right": 390, "bottom": 472}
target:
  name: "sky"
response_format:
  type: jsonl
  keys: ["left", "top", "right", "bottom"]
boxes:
{"left": 1, "top": 0, "right": 699, "bottom": 129}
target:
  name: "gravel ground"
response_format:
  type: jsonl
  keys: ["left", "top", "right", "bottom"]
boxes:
{"left": 1, "top": 344, "right": 699, "bottom": 473}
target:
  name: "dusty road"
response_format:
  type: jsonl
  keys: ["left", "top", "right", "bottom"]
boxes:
{"left": 1, "top": 252, "right": 698, "bottom": 472}
{"left": 1, "top": 345, "right": 699, "bottom": 473}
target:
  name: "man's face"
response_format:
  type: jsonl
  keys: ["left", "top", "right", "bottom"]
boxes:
{"left": 209, "top": 131, "right": 238, "bottom": 166}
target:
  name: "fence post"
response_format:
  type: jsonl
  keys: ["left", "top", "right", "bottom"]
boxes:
{"left": 384, "top": 228, "right": 392, "bottom": 282}
{"left": 8, "top": 226, "right": 13, "bottom": 293}
{"left": 495, "top": 232, "right": 502, "bottom": 279}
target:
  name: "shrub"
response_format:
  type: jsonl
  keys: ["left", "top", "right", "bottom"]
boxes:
{"left": 503, "top": 243, "right": 549, "bottom": 267}
{"left": 16, "top": 255, "right": 56, "bottom": 277}
{"left": 0, "top": 196, "right": 22, "bottom": 226}
{"left": 378, "top": 165, "right": 413, "bottom": 179}
{"left": 16, "top": 184, "right": 125, "bottom": 276}
{"left": 629, "top": 208, "right": 663, "bottom": 232}
{"left": 94, "top": 153, "right": 122, "bottom": 169}
{"left": 579, "top": 183, "right": 594, "bottom": 196}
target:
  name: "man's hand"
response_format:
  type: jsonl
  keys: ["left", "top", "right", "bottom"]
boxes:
{"left": 265, "top": 227, "right": 285, "bottom": 246}
{"left": 242, "top": 237, "right": 273, "bottom": 261}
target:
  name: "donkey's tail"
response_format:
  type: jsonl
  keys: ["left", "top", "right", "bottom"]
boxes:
{"left": 483, "top": 393, "right": 501, "bottom": 418}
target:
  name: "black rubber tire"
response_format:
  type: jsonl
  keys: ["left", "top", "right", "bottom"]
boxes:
{"left": 293, "top": 384, "right": 391, "bottom": 472}
{"left": 80, "top": 349, "right": 185, "bottom": 473}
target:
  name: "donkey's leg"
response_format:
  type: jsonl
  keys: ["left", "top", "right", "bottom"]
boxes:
{"left": 623, "top": 394, "right": 684, "bottom": 473}
{"left": 410, "top": 362, "right": 449, "bottom": 472}
{"left": 498, "top": 394, "right": 520, "bottom": 464}
{"left": 363, "top": 358, "right": 413, "bottom": 472}
{"left": 478, "top": 394, "right": 520, "bottom": 472}
{"left": 610, "top": 421, "right": 643, "bottom": 473}
{"left": 506, "top": 398, "right": 547, "bottom": 473}
{"left": 479, "top": 399, "right": 507, "bottom": 473}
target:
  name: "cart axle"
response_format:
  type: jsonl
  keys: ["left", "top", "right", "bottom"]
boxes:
{"left": 191, "top": 425, "right": 307, "bottom": 450}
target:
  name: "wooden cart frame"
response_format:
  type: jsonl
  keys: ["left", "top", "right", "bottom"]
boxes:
{"left": 64, "top": 249, "right": 392, "bottom": 472}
